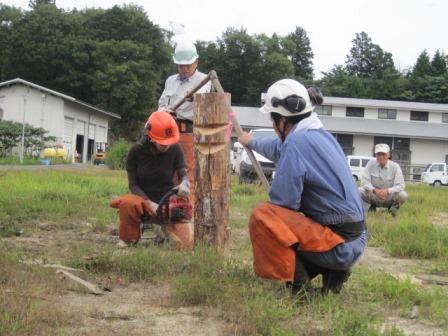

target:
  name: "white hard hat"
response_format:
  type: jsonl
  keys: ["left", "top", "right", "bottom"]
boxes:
{"left": 374, "top": 143, "right": 390, "bottom": 154}
{"left": 259, "top": 79, "right": 313, "bottom": 116}
{"left": 173, "top": 41, "right": 199, "bottom": 65}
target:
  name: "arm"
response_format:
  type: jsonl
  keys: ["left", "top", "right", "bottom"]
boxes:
{"left": 360, "top": 160, "right": 375, "bottom": 191}
{"left": 249, "top": 137, "right": 282, "bottom": 163}
{"left": 388, "top": 164, "right": 405, "bottom": 194}
{"left": 127, "top": 171, "right": 149, "bottom": 199}
{"left": 158, "top": 78, "right": 171, "bottom": 109}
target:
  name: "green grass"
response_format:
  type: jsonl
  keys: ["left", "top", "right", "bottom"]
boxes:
{"left": 1, "top": 170, "right": 448, "bottom": 335}
{"left": 0, "top": 169, "right": 127, "bottom": 237}
{"left": 0, "top": 155, "right": 71, "bottom": 165}
{"left": 367, "top": 184, "right": 448, "bottom": 261}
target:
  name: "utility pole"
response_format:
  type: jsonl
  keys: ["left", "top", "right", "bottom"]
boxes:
{"left": 19, "top": 93, "right": 28, "bottom": 164}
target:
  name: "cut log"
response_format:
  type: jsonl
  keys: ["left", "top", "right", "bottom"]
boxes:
{"left": 193, "top": 92, "right": 231, "bottom": 253}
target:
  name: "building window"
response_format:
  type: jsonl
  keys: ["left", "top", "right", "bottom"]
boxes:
{"left": 314, "top": 105, "right": 332, "bottom": 116}
{"left": 333, "top": 133, "right": 353, "bottom": 155}
{"left": 442, "top": 113, "right": 448, "bottom": 123}
{"left": 410, "top": 110, "right": 428, "bottom": 122}
{"left": 346, "top": 106, "right": 364, "bottom": 117}
{"left": 378, "top": 108, "right": 397, "bottom": 119}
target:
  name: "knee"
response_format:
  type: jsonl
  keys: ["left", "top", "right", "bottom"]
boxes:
{"left": 397, "top": 191, "right": 408, "bottom": 204}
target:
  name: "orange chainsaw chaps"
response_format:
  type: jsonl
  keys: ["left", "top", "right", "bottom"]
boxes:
{"left": 110, "top": 194, "right": 153, "bottom": 243}
{"left": 249, "top": 202, "right": 345, "bottom": 281}
{"left": 164, "top": 222, "right": 194, "bottom": 250}
{"left": 110, "top": 194, "right": 194, "bottom": 249}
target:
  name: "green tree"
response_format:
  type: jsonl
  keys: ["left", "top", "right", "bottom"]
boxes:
{"left": 318, "top": 65, "right": 367, "bottom": 98}
{"left": 431, "top": 50, "right": 447, "bottom": 76}
{"left": 411, "top": 50, "right": 432, "bottom": 78}
{"left": 0, "top": 5, "right": 23, "bottom": 80}
{"left": 346, "top": 31, "right": 396, "bottom": 79}
{"left": 283, "top": 26, "right": 314, "bottom": 80}
{"left": 28, "top": 0, "right": 56, "bottom": 9}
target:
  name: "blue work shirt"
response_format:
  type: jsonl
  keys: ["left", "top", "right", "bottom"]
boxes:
{"left": 249, "top": 122, "right": 367, "bottom": 269}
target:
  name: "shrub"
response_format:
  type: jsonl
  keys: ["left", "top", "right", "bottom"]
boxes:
{"left": 105, "top": 138, "right": 130, "bottom": 170}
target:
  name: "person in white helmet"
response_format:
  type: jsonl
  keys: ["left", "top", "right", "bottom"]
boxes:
{"left": 358, "top": 143, "right": 408, "bottom": 217}
{"left": 158, "top": 41, "right": 211, "bottom": 204}
{"left": 238, "top": 79, "right": 367, "bottom": 296}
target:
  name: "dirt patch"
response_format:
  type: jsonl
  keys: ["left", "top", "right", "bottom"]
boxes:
{"left": 429, "top": 212, "right": 448, "bottom": 228}
{"left": 57, "top": 283, "right": 232, "bottom": 336}
{"left": 359, "top": 247, "right": 448, "bottom": 288}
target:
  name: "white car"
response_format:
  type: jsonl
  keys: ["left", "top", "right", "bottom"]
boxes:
{"left": 346, "top": 155, "right": 374, "bottom": 181}
{"left": 234, "top": 128, "right": 277, "bottom": 183}
{"left": 421, "top": 162, "right": 448, "bottom": 187}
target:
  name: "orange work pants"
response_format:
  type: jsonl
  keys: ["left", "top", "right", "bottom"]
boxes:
{"left": 110, "top": 194, "right": 193, "bottom": 250}
{"left": 249, "top": 202, "right": 344, "bottom": 281}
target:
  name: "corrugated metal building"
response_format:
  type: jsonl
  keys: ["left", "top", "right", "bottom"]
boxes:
{"left": 0, "top": 78, "right": 120, "bottom": 163}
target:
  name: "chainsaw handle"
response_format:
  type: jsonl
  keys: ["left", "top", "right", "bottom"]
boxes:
{"left": 156, "top": 188, "right": 179, "bottom": 222}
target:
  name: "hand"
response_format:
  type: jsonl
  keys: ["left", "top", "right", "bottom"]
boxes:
{"left": 374, "top": 188, "right": 388, "bottom": 200}
{"left": 177, "top": 179, "right": 190, "bottom": 198}
{"left": 146, "top": 200, "right": 159, "bottom": 217}
{"left": 238, "top": 132, "right": 252, "bottom": 147}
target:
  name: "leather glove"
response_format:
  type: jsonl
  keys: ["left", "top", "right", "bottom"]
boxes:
{"left": 177, "top": 179, "right": 190, "bottom": 198}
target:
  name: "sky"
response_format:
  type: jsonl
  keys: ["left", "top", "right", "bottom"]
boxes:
{"left": 2, "top": 0, "right": 448, "bottom": 78}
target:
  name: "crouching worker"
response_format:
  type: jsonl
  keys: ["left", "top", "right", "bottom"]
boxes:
{"left": 110, "top": 111, "right": 193, "bottom": 250}
{"left": 238, "top": 79, "right": 367, "bottom": 295}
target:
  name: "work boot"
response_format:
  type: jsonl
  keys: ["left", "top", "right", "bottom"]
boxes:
{"left": 368, "top": 204, "right": 377, "bottom": 212}
{"left": 388, "top": 205, "right": 399, "bottom": 217}
{"left": 322, "top": 269, "right": 351, "bottom": 294}
{"left": 289, "top": 254, "right": 312, "bottom": 297}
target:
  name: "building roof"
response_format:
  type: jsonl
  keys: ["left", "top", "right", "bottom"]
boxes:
{"left": 0, "top": 78, "right": 121, "bottom": 119}
{"left": 323, "top": 96, "right": 448, "bottom": 112}
{"left": 232, "top": 106, "right": 448, "bottom": 140}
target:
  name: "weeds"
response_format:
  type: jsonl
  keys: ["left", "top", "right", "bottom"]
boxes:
{"left": 2, "top": 170, "right": 448, "bottom": 335}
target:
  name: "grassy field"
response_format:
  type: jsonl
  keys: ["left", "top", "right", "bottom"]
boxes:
{"left": 1, "top": 168, "right": 448, "bottom": 335}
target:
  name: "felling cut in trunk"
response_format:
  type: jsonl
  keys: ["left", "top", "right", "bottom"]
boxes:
{"left": 193, "top": 92, "right": 231, "bottom": 253}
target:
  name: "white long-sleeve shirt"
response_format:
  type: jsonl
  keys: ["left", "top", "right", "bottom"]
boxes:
{"left": 158, "top": 70, "right": 211, "bottom": 121}
{"left": 361, "top": 159, "right": 405, "bottom": 194}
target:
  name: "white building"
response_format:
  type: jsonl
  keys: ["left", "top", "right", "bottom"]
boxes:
{"left": 232, "top": 97, "right": 448, "bottom": 179}
{"left": 0, "top": 78, "right": 120, "bottom": 163}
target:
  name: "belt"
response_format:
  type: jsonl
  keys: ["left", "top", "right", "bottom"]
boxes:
{"left": 329, "top": 220, "right": 366, "bottom": 242}
{"left": 177, "top": 119, "right": 193, "bottom": 133}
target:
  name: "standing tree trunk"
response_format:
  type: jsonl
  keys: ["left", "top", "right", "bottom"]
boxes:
{"left": 193, "top": 92, "right": 231, "bottom": 252}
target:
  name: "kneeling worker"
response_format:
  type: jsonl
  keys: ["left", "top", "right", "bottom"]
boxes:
{"left": 110, "top": 111, "right": 193, "bottom": 249}
{"left": 238, "top": 79, "right": 367, "bottom": 295}
{"left": 358, "top": 143, "right": 408, "bottom": 217}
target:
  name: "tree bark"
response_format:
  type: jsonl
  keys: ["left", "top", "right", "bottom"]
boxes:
{"left": 193, "top": 92, "right": 231, "bottom": 252}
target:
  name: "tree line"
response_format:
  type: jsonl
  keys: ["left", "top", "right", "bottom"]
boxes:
{"left": 0, "top": 1, "right": 446, "bottom": 140}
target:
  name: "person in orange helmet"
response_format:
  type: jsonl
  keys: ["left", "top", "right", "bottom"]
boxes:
{"left": 110, "top": 111, "right": 193, "bottom": 249}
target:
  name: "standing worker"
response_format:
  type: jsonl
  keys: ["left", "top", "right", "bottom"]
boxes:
{"left": 110, "top": 111, "right": 193, "bottom": 249}
{"left": 358, "top": 143, "right": 408, "bottom": 216}
{"left": 158, "top": 41, "right": 211, "bottom": 204}
{"left": 238, "top": 79, "right": 367, "bottom": 295}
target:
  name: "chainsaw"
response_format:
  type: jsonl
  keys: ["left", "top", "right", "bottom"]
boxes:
{"left": 141, "top": 188, "right": 193, "bottom": 230}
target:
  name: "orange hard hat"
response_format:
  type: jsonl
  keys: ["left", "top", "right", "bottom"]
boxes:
{"left": 145, "top": 111, "right": 180, "bottom": 146}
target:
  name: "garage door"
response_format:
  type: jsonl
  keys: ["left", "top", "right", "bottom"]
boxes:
{"left": 63, "top": 117, "right": 74, "bottom": 157}
{"left": 88, "top": 124, "right": 95, "bottom": 140}
{"left": 76, "top": 120, "right": 85, "bottom": 135}
{"left": 97, "top": 126, "right": 106, "bottom": 143}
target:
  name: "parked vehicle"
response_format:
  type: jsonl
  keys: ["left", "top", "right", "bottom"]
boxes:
{"left": 421, "top": 162, "right": 448, "bottom": 187}
{"left": 347, "top": 155, "right": 374, "bottom": 181}
{"left": 234, "top": 128, "right": 276, "bottom": 183}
